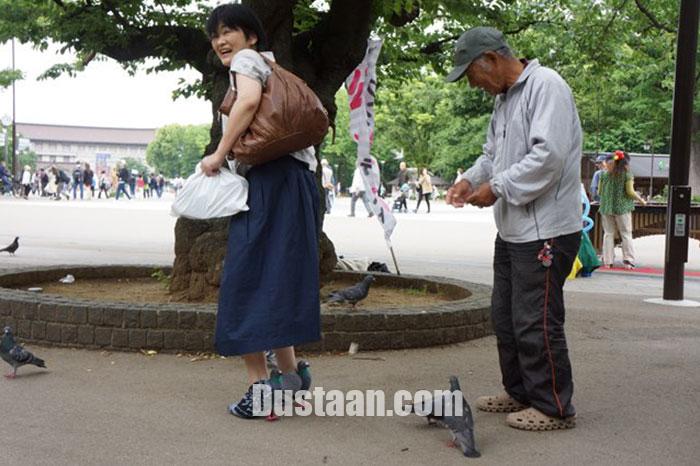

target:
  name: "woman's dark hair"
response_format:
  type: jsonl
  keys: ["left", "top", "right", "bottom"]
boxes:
{"left": 610, "top": 150, "right": 629, "bottom": 177}
{"left": 206, "top": 4, "right": 269, "bottom": 51}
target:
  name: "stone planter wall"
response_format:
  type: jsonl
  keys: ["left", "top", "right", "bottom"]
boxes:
{"left": 0, "top": 266, "right": 492, "bottom": 353}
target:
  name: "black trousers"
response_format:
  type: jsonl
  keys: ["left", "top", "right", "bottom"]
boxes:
{"left": 492, "top": 231, "right": 580, "bottom": 418}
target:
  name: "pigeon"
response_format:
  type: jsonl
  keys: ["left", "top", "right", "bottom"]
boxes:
{"left": 411, "top": 376, "right": 480, "bottom": 458}
{"left": 265, "top": 349, "right": 278, "bottom": 370}
{"left": 0, "top": 236, "right": 18, "bottom": 255}
{"left": 297, "top": 359, "right": 312, "bottom": 391}
{"left": 326, "top": 275, "right": 375, "bottom": 307}
{"left": 1, "top": 326, "right": 46, "bottom": 378}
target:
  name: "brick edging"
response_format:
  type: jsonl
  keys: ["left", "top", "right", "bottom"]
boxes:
{"left": 0, "top": 266, "right": 492, "bottom": 352}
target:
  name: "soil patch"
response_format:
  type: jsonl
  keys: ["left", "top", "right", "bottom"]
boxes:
{"left": 24, "top": 277, "right": 455, "bottom": 308}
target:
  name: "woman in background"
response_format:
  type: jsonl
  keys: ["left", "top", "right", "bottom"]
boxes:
{"left": 598, "top": 150, "right": 646, "bottom": 269}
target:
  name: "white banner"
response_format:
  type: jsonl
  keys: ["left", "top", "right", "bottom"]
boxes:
{"left": 345, "top": 39, "right": 396, "bottom": 241}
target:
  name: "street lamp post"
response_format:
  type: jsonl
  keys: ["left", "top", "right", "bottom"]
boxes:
{"left": 11, "top": 38, "right": 17, "bottom": 179}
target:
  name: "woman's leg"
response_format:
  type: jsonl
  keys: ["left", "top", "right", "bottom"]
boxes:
{"left": 425, "top": 193, "right": 431, "bottom": 213}
{"left": 242, "top": 352, "right": 268, "bottom": 385}
{"left": 616, "top": 212, "right": 635, "bottom": 266}
{"left": 416, "top": 193, "right": 423, "bottom": 211}
{"left": 273, "top": 346, "right": 297, "bottom": 373}
{"left": 601, "top": 214, "right": 616, "bottom": 266}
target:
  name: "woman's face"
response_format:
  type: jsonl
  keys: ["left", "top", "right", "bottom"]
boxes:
{"left": 211, "top": 24, "right": 257, "bottom": 67}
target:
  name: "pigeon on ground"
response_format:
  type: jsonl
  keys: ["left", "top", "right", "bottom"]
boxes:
{"left": 326, "top": 275, "right": 375, "bottom": 307}
{"left": 1, "top": 326, "right": 46, "bottom": 378}
{"left": 411, "top": 376, "right": 480, "bottom": 458}
{"left": 0, "top": 237, "right": 18, "bottom": 255}
{"left": 265, "top": 350, "right": 278, "bottom": 370}
{"left": 297, "top": 359, "right": 312, "bottom": 391}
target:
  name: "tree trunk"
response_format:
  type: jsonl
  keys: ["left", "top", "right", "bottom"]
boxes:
{"left": 169, "top": 1, "right": 374, "bottom": 300}
{"left": 690, "top": 113, "right": 700, "bottom": 195}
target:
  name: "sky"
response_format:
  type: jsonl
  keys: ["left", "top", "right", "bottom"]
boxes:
{"left": 0, "top": 40, "right": 212, "bottom": 129}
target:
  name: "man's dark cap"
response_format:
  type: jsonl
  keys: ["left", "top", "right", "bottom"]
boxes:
{"left": 445, "top": 27, "right": 508, "bottom": 83}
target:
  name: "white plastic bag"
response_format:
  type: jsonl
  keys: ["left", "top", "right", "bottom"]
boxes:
{"left": 171, "top": 163, "right": 249, "bottom": 219}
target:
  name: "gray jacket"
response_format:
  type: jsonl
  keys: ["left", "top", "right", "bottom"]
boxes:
{"left": 461, "top": 59, "right": 582, "bottom": 243}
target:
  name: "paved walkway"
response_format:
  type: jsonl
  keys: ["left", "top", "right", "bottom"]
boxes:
{"left": 1, "top": 196, "right": 699, "bottom": 465}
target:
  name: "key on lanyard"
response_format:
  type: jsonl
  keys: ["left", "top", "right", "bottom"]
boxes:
{"left": 538, "top": 241, "right": 553, "bottom": 268}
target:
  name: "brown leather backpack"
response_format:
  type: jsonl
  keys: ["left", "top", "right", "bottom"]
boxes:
{"left": 219, "top": 56, "right": 329, "bottom": 166}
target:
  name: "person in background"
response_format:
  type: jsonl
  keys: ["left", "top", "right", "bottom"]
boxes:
{"left": 45, "top": 166, "right": 57, "bottom": 199}
{"left": 83, "top": 163, "right": 95, "bottom": 199}
{"left": 598, "top": 150, "right": 646, "bottom": 269}
{"left": 348, "top": 166, "right": 373, "bottom": 217}
{"left": 397, "top": 161, "right": 409, "bottom": 187}
{"left": 39, "top": 168, "right": 48, "bottom": 196}
{"left": 129, "top": 169, "right": 137, "bottom": 197}
{"left": 116, "top": 162, "right": 131, "bottom": 200}
{"left": 98, "top": 170, "right": 111, "bottom": 199}
{"left": 21, "top": 165, "right": 32, "bottom": 199}
{"left": 31, "top": 169, "right": 39, "bottom": 196}
{"left": 0, "top": 161, "right": 13, "bottom": 195}
{"left": 589, "top": 154, "right": 608, "bottom": 202}
{"left": 149, "top": 174, "right": 158, "bottom": 199}
{"left": 72, "top": 161, "right": 84, "bottom": 200}
{"left": 321, "top": 159, "right": 334, "bottom": 214}
{"left": 157, "top": 174, "right": 165, "bottom": 198}
{"left": 415, "top": 167, "right": 433, "bottom": 213}
{"left": 142, "top": 173, "right": 151, "bottom": 199}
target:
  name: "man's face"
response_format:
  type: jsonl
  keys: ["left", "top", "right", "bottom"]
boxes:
{"left": 465, "top": 54, "right": 504, "bottom": 96}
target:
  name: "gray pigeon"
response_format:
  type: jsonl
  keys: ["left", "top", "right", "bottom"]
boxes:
{"left": 326, "top": 275, "right": 375, "bottom": 307}
{"left": 1, "top": 326, "right": 46, "bottom": 378}
{"left": 0, "top": 236, "right": 18, "bottom": 255}
{"left": 411, "top": 376, "right": 480, "bottom": 458}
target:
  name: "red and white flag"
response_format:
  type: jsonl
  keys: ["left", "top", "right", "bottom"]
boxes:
{"left": 345, "top": 39, "right": 396, "bottom": 241}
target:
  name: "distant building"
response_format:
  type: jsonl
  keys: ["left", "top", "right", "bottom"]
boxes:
{"left": 15, "top": 123, "right": 156, "bottom": 173}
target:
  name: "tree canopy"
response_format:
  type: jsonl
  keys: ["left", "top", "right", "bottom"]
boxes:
{"left": 146, "top": 124, "right": 209, "bottom": 177}
{"left": 0, "top": 0, "right": 688, "bottom": 182}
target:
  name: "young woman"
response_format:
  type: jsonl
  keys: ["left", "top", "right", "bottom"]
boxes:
{"left": 415, "top": 167, "right": 433, "bottom": 213}
{"left": 598, "top": 150, "right": 646, "bottom": 269}
{"left": 201, "top": 3, "right": 320, "bottom": 419}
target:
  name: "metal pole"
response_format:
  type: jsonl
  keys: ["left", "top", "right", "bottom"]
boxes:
{"left": 649, "top": 144, "right": 654, "bottom": 201}
{"left": 11, "top": 38, "right": 17, "bottom": 180}
{"left": 663, "top": 0, "right": 699, "bottom": 300}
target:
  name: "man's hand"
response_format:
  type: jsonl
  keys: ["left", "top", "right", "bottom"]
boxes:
{"left": 466, "top": 182, "right": 497, "bottom": 207}
{"left": 201, "top": 153, "right": 225, "bottom": 177}
{"left": 446, "top": 179, "right": 473, "bottom": 208}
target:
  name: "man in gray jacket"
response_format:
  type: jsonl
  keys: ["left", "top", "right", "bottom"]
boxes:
{"left": 445, "top": 27, "right": 582, "bottom": 431}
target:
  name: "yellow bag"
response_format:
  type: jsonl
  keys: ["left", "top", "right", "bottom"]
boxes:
{"left": 567, "top": 256, "right": 583, "bottom": 280}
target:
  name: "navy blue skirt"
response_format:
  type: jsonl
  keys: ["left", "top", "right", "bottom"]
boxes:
{"left": 215, "top": 155, "right": 321, "bottom": 356}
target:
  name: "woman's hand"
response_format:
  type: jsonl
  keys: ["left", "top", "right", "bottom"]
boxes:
{"left": 201, "top": 153, "right": 225, "bottom": 177}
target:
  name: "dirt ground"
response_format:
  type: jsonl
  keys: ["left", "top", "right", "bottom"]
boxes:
{"left": 24, "top": 277, "right": 455, "bottom": 309}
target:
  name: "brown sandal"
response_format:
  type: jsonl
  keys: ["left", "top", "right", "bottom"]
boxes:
{"left": 475, "top": 393, "right": 529, "bottom": 413}
{"left": 506, "top": 407, "right": 576, "bottom": 431}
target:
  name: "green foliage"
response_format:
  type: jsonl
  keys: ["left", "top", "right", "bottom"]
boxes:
{"left": 123, "top": 157, "right": 149, "bottom": 176}
{"left": 0, "top": 68, "right": 22, "bottom": 88}
{"left": 0, "top": 0, "right": 688, "bottom": 178}
{"left": 18, "top": 149, "right": 37, "bottom": 170}
{"left": 321, "top": 75, "right": 492, "bottom": 183}
{"left": 145, "top": 124, "right": 209, "bottom": 178}
{"left": 151, "top": 269, "right": 171, "bottom": 289}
